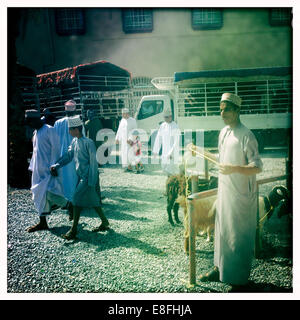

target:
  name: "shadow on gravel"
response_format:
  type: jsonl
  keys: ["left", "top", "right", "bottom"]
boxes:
{"left": 259, "top": 243, "right": 292, "bottom": 261}
{"left": 195, "top": 249, "right": 214, "bottom": 258}
{"left": 49, "top": 227, "right": 165, "bottom": 256}
{"left": 77, "top": 206, "right": 153, "bottom": 222}
{"left": 105, "top": 185, "right": 164, "bottom": 200}
{"left": 102, "top": 163, "right": 163, "bottom": 176}
{"left": 228, "top": 281, "right": 292, "bottom": 293}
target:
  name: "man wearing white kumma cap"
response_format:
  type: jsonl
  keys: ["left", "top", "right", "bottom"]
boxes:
{"left": 53, "top": 100, "right": 78, "bottom": 202}
{"left": 153, "top": 107, "right": 180, "bottom": 176}
{"left": 115, "top": 108, "right": 137, "bottom": 171}
{"left": 199, "top": 92, "right": 263, "bottom": 289}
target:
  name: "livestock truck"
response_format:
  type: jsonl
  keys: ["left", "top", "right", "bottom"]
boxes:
{"left": 134, "top": 66, "right": 292, "bottom": 152}
{"left": 36, "top": 60, "right": 132, "bottom": 132}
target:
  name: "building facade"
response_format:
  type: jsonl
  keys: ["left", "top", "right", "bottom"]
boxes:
{"left": 15, "top": 8, "right": 292, "bottom": 79}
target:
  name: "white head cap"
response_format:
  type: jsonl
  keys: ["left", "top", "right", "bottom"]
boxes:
{"left": 121, "top": 108, "right": 129, "bottom": 114}
{"left": 163, "top": 107, "right": 172, "bottom": 117}
{"left": 68, "top": 115, "right": 83, "bottom": 128}
{"left": 220, "top": 93, "right": 242, "bottom": 108}
{"left": 25, "top": 109, "right": 40, "bottom": 119}
{"left": 65, "top": 100, "right": 76, "bottom": 112}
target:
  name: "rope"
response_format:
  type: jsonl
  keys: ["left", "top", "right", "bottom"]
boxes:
{"left": 187, "top": 144, "right": 220, "bottom": 167}
{"left": 258, "top": 196, "right": 273, "bottom": 227}
{"left": 183, "top": 158, "right": 191, "bottom": 238}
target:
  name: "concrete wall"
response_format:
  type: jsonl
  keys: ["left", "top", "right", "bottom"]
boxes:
{"left": 15, "top": 8, "right": 292, "bottom": 78}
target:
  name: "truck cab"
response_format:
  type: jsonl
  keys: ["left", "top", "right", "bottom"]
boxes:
{"left": 135, "top": 95, "right": 174, "bottom": 134}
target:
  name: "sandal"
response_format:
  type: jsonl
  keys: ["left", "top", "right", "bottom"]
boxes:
{"left": 199, "top": 267, "right": 220, "bottom": 282}
{"left": 62, "top": 230, "right": 77, "bottom": 240}
{"left": 92, "top": 223, "right": 110, "bottom": 232}
{"left": 26, "top": 222, "right": 49, "bottom": 233}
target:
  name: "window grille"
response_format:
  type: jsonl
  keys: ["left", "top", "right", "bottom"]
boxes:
{"left": 269, "top": 8, "right": 292, "bottom": 26}
{"left": 55, "top": 8, "right": 85, "bottom": 36}
{"left": 122, "top": 9, "right": 153, "bottom": 33}
{"left": 191, "top": 8, "right": 223, "bottom": 30}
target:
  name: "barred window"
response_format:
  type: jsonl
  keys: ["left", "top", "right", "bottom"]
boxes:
{"left": 55, "top": 8, "right": 85, "bottom": 36}
{"left": 122, "top": 9, "right": 153, "bottom": 33}
{"left": 192, "top": 8, "right": 223, "bottom": 30}
{"left": 269, "top": 8, "right": 292, "bottom": 26}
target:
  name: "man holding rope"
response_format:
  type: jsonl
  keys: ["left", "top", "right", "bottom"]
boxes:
{"left": 197, "top": 92, "right": 263, "bottom": 290}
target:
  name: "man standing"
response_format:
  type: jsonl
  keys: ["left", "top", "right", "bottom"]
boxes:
{"left": 115, "top": 108, "right": 137, "bottom": 171}
{"left": 51, "top": 115, "right": 109, "bottom": 240}
{"left": 199, "top": 93, "right": 263, "bottom": 289}
{"left": 153, "top": 107, "right": 181, "bottom": 176}
{"left": 53, "top": 100, "right": 78, "bottom": 202}
{"left": 85, "top": 109, "right": 103, "bottom": 150}
{"left": 25, "top": 110, "right": 72, "bottom": 232}
{"left": 41, "top": 107, "right": 56, "bottom": 126}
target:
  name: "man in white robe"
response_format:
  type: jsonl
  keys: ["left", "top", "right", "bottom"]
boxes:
{"left": 199, "top": 93, "right": 263, "bottom": 288}
{"left": 53, "top": 100, "right": 78, "bottom": 201}
{"left": 25, "top": 110, "right": 71, "bottom": 232}
{"left": 153, "top": 107, "right": 181, "bottom": 176}
{"left": 115, "top": 108, "right": 137, "bottom": 171}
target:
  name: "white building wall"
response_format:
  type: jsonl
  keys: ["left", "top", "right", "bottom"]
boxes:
{"left": 15, "top": 8, "right": 292, "bottom": 78}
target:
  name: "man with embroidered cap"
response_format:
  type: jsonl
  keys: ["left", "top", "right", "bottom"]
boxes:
{"left": 25, "top": 109, "right": 72, "bottom": 232}
{"left": 53, "top": 100, "right": 78, "bottom": 202}
{"left": 51, "top": 115, "right": 109, "bottom": 240}
{"left": 198, "top": 92, "right": 263, "bottom": 290}
{"left": 115, "top": 108, "right": 137, "bottom": 172}
{"left": 153, "top": 107, "right": 181, "bottom": 176}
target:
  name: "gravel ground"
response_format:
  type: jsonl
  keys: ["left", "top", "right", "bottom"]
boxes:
{"left": 7, "top": 150, "right": 292, "bottom": 294}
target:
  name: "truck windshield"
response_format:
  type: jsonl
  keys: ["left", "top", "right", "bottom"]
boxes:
{"left": 137, "top": 100, "right": 164, "bottom": 120}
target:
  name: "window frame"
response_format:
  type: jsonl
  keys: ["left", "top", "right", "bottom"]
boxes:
{"left": 137, "top": 100, "right": 164, "bottom": 120}
{"left": 269, "top": 8, "right": 292, "bottom": 27}
{"left": 122, "top": 8, "right": 153, "bottom": 34}
{"left": 55, "top": 8, "right": 86, "bottom": 36}
{"left": 191, "top": 8, "right": 223, "bottom": 30}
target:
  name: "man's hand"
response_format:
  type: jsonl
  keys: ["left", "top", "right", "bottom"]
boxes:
{"left": 50, "top": 165, "right": 58, "bottom": 177}
{"left": 219, "top": 164, "right": 237, "bottom": 175}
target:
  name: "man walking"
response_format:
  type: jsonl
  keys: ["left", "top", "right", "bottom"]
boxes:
{"left": 25, "top": 109, "right": 72, "bottom": 232}
{"left": 199, "top": 93, "right": 263, "bottom": 289}
{"left": 51, "top": 115, "right": 109, "bottom": 240}
{"left": 153, "top": 107, "right": 181, "bottom": 176}
{"left": 53, "top": 100, "right": 78, "bottom": 202}
{"left": 115, "top": 108, "right": 137, "bottom": 171}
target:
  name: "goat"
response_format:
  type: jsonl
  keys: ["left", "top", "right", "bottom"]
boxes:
{"left": 165, "top": 173, "right": 218, "bottom": 226}
{"left": 165, "top": 174, "right": 186, "bottom": 226}
{"left": 177, "top": 185, "right": 291, "bottom": 254}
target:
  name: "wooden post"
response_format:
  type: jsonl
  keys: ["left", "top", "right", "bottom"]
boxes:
{"left": 204, "top": 159, "right": 209, "bottom": 181}
{"left": 188, "top": 199, "right": 196, "bottom": 286}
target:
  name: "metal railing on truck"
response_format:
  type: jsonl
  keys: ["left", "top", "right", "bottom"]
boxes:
{"left": 37, "top": 74, "right": 169, "bottom": 121}
{"left": 37, "top": 75, "right": 131, "bottom": 119}
{"left": 176, "top": 79, "right": 292, "bottom": 117}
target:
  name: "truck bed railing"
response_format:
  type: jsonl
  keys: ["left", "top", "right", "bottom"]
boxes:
{"left": 177, "top": 78, "right": 292, "bottom": 117}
